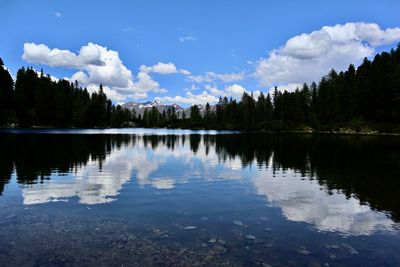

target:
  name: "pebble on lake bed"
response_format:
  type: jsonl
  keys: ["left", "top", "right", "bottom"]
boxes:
{"left": 263, "top": 242, "right": 273, "bottom": 248}
{"left": 217, "top": 239, "right": 226, "bottom": 245}
{"left": 246, "top": 235, "right": 256, "bottom": 240}
{"left": 342, "top": 244, "right": 359, "bottom": 255}
{"left": 208, "top": 238, "right": 217, "bottom": 243}
{"left": 325, "top": 244, "right": 339, "bottom": 249}
{"left": 297, "top": 246, "right": 310, "bottom": 255}
{"left": 210, "top": 245, "right": 226, "bottom": 255}
{"left": 233, "top": 220, "right": 244, "bottom": 227}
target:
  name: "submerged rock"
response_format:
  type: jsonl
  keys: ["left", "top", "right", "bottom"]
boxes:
{"left": 210, "top": 245, "right": 226, "bottom": 255}
{"left": 151, "top": 229, "right": 169, "bottom": 239}
{"left": 342, "top": 244, "right": 359, "bottom": 255}
{"left": 297, "top": 246, "right": 310, "bottom": 255}
{"left": 208, "top": 238, "right": 217, "bottom": 244}
{"left": 217, "top": 239, "right": 226, "bottom": 245}
{"left": 233, "top": 220, "right": 244, "bottom": 227}
{"left": 325, "top": 244, "right": 339, "bottom": 249}
{"left": 263, "top": 241, "right": 273, "bottom": 248}
{"left": 246, "top": 235, "right": 256, "bottom": 240}
{"left": 308, "top": 261, "right": 322, "bottom": 267}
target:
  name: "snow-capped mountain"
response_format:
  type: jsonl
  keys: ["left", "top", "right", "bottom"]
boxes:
{"left": 121, "top": 101, "right": 213, "bottom": 118}
{"left": 121, "top": 101, "right": 184, "bottom": 117}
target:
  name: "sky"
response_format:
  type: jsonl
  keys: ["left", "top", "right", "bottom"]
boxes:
{"left": 1, "top": 0, "right": 400, "bottom": 106}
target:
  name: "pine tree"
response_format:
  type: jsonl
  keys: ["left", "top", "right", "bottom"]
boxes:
{"left": 189, "top": 105, "right": 202, "bottom": 127}
{"left": 0, "top": 58, "right": 14, "bottom": 125}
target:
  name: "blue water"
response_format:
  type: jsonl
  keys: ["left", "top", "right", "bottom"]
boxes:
{"left": 0, "top": 129, "right": 399, "bottom": 266}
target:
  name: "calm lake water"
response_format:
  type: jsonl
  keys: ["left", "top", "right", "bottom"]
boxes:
{"left": 0, "top": 129, "right": 400, "bottom": 266}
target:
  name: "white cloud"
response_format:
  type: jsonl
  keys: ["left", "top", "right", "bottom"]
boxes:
{"left": 183, "top": 84, "right": 200, "bottom": 92}
{"left": 55, "top": 12, "right": 62, "bottom": 18}
{"left": 133, "top": 71, "right": 167, "bottom": 93}
{"left": 179, "top": 69, "right": 191, "bottom": 75}
{"left": 268, "top": 83, "right": 303, "bottom": 95}
{"left": 155, "top": 91, "right": 219, "bottom": 105}
{"left": 188, "top": 71, "right": 245, "bottom": 83}
{"left": 225, "top": 84, "right": 247, "bottom": 97}
{"left": 254, "top": 22, "right": 400, "bottom": 87}
{"left": 85, "top": 84, "right": 147, "bottom": 105}
{"left": 140, "top": 62, "right": 191, "bottom": 75}
{"left": 204, "top": 84, "right": 224, "bottom": 96}
{"left": 206, "top": 83, "right": 259, "bottom": 99}
{"left": 179, "top": 35, "right": 196, "bottom": 42}
{"left": 156, "top": 83, "right": 255, "bottom": 105}
{"left": 23, "top": 42, "right": 167, "bottom": 103}
{"left": 23, "top": 43, "right": 101, "bottom": 69}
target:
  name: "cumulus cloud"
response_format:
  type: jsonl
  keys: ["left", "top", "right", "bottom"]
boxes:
{"left": 23, "top": 42, "right": 167, "bottom": 103}
{"left": 85, "top": 84, "right": 147, "bottom": 105}
{"left": 225, "top": 84, "right": 248, "bottom": 97}
{"left": 155, "top": 91, "right": 219, "bottom": 105}
{"left": 133, "top": 72, "right": 167, "bottom": 93}
{"left": 156, "top": 83, "right": 256, "bottom": 105}
{"left": 23, "top": 42, "right": 106, "bottom": 69}
{"left": 268, "top": 83, "right": 303, "bottom": 95}
{"left": 140, "top": 62, "right": 191, "bottom": 75}
{"left": 55, "top": 12, "right": 62, "bottom": 18}
{"left": 188, "top": 71, "right": 245, "bottom": 83}
{"left": 254, "top": 22, "right": 400, "bottom": 87}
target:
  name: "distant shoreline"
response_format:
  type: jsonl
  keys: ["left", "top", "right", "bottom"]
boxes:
{"left": 1, "top": 126, "right": 400, "bottom": 136}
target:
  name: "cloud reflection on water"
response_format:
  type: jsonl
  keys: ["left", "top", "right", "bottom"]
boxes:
{"left": 252, "top": 160, "right": 395, "bottom": 235}
{"left": 20, "top": 134, "right": 397, "bottom": 235}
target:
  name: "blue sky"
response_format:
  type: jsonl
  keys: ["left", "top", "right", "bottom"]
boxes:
{"left": 1, "top": 0, "right": 400, "bottom": 105}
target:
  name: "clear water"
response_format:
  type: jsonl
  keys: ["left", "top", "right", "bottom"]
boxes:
{"left": 0, "top": 129, "right": 399, "bottom": 266}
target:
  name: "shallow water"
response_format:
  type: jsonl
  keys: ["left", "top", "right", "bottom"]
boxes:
{"left": 0, "top": 129, "right": 400, "bottom": 266}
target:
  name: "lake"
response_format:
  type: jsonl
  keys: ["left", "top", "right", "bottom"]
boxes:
{"left": 0, "top": 129, "right": 400, "bottom": 266}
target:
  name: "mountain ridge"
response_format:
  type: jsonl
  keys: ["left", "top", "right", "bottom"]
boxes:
{"left": 121, "top": 101, "right": 211, "bottom": 118}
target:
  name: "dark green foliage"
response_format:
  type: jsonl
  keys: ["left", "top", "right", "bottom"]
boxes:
{"left": 0, "top": 65, "right": 134, "bottom": 128}
{"left": 0, "top": 58, "right": 14, "bottom": 125}
{"left": 189, "top": 105, "right": 202, "bottom": 127}
{"left": 111, "top": 105, "right": 133, "bottom": 127}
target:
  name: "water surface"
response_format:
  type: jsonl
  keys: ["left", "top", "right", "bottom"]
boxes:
{"left": 0, "top": 129, "right": 400, "bottom": 266}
